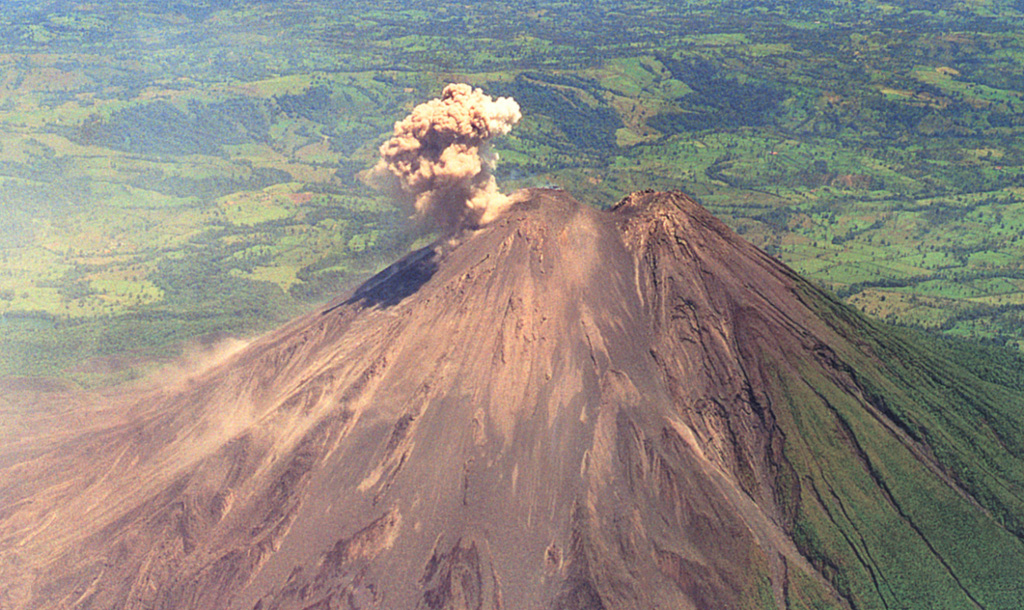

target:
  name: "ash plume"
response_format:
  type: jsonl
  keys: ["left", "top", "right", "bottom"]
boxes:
{"left": 370, "top": 83, "right": 521, "bottom": 232}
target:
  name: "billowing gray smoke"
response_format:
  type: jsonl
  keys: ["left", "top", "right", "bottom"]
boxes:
{"left": 370, "top": 84, "right": 521, "bottom": 232}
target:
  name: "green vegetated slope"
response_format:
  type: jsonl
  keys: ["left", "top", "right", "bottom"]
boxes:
{"left": 4, "top": 0, "right": 1024, "bottom": 382}
{"left": 773, "top": 284, "right": 1024, "bottom": 609}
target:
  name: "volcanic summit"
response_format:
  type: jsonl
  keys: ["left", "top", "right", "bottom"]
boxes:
{"left": 2, "top": 189, "right": 1024, "bottom": 609}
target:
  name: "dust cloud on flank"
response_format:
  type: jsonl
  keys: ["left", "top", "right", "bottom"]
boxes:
{"left": 162, "top": 336, "right": 250, "bottom": 382}
{"left": 369, "top": 83, "right": 521, "bottom": 232}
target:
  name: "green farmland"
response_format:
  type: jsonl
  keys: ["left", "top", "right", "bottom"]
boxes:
{"left": 3, "top": 0, "right": 1024, "bottom": 383}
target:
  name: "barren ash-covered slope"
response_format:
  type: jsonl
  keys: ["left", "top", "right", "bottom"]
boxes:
{"left": 3, "top": 189, "right": 1024, "bottom": 609}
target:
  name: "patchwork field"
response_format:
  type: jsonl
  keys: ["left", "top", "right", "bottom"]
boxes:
{"left": 3, "top": 0, "right": 1024, "bottom": 382}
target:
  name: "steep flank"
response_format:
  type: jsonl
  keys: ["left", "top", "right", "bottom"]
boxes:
{"left": 619, "top": 190, "right": 1024, "bottom": 609}
{"left": 0, "top": 189, "right": 1022, "bottom": 609}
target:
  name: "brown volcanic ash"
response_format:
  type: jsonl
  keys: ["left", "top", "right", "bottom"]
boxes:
{"left": 1, "top": 189, "right": 1021, "bottom": 609}
{"left": 369, "top": 83, "right": 521, "bottom": 231}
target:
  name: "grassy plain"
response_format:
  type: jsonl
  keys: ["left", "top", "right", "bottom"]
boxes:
{"left": 3, "top": 0, "right": 1024, "bottom": 382}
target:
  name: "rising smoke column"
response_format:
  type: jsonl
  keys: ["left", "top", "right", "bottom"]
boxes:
{"left": 370, "top": 83, "right": 521, "bottom": 232}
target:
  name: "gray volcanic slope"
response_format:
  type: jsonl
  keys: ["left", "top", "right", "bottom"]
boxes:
{"left": 3, "top": 189, "right": 1024, "bottom": 610}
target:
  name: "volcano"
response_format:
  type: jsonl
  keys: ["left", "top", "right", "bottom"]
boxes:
{"left": 2, "top": 189, "right": 1024, "bottom": 610}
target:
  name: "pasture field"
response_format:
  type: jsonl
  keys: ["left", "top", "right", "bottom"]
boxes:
{"left": 3, "top": 0, "right": 1024, "bottom": 381}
